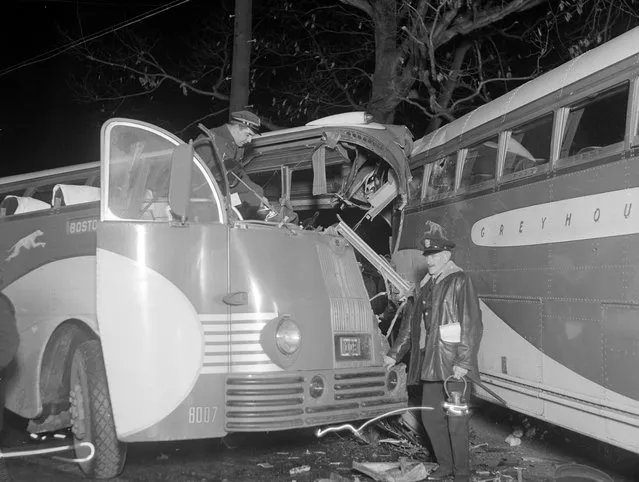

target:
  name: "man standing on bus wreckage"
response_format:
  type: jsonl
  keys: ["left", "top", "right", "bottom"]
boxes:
{"left": 384, "top": 221, "right": 483, "bottom": 482}
{"left": 196, "top": 110, "right": 297, "bottom": 222}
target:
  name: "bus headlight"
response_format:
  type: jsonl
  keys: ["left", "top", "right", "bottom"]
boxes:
{"left": 387, "top": 370, "right": 398, "bottom": 391}
{"left": 309, "top": 375, "right": 325, "bottom": 398}
{"left": 276, "top": 317, "right": 301, "bottom": 355}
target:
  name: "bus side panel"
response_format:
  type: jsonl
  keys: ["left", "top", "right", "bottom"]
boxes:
{"left": 543, "top": 158, "right": 636, "bottom": 402}
{"left": 402, "top": 156, "right": 639, "bottom": 451}
{"left": 96, "top": 222, "right": 229, "bottom": 441}
{"left": 0, "top": 206, "right": 98, "bottom": 418}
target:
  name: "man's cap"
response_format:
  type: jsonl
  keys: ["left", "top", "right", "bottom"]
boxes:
{"left": 230, "top": 110, "right": 261, "bottom": 129}
{"left": 417, "top": 220, "right": 455, "bottom": 255}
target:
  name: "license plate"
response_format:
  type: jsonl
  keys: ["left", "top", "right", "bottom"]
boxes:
{"left": 340, "top": 337, "right": 361, "bottom": 357}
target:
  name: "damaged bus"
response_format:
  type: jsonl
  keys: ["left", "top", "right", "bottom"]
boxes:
{"left": 0, "top": 114, "right": 410, "bottom": 478}
{"left": 397, "top": 26, "right": 639, "bottom": 454}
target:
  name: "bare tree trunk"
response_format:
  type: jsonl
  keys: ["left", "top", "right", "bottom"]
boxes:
{"left": 366, "top": 0, "right": 400, "bottom": 124}
{"left": 427, "top": 41, "right": 472, "bottom": 132}
{"left": 229, "top": 0, "right": 253, "bottom": 117}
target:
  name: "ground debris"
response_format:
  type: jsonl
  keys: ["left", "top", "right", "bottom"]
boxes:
{"left": 290, "top": 464, "right": 311, "bottom": 475}
{"left": 372, "top": 411, "right": 430, "bottom": 460}
{"left": 504, "top": 434, "right": 521, "bottom": 447}
{"left": 378, "top": 438, "right": 402, "bottom": 446}
{"left": 313, "top": 473, "right": 351, "bottom": 482}
{"left": 352, "top": 457, "right": 437, "bottom": 482}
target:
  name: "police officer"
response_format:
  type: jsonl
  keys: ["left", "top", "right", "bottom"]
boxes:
{"left": 384, "top": 221, "right": 483, "bottom": 482}
{"left": 196, "top": 110, "right": 266, "bottom": 218}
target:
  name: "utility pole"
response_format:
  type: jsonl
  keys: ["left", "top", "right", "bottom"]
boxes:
{"left": 229, "top": 0, "right": 253, "bottom": 117}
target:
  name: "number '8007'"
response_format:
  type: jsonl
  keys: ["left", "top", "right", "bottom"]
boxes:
{"left": 188, "top": 406, "right": 216, "bottom": 424}
{"left": 68, "top": 219, "right": 98, "bottom": 234}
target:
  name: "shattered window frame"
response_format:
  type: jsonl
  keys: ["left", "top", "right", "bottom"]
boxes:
{"left": 424, "top": 153, "right": 458, "bottom": 202}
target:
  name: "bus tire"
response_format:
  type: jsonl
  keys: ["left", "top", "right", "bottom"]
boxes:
{"left": 69, "top": 339, "right": 126, "bottom": 479}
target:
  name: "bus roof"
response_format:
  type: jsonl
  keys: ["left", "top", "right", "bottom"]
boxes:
{"left": 411, "top": 26, "right": 639, "bottom": 158}
{"left": 0, "top": 162, "right": 99, "bottom": 187}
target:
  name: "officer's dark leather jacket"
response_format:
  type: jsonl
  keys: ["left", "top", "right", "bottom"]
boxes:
{"left": 388, "top": 262, "right": 482, "bottom": 385}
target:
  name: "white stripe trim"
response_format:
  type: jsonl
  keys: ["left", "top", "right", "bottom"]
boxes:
{"left": 202, "top": 322, "right": 266, "bottom": 333}
{"left": 204, "top": 343, "right": 264, "bottom": 352}
{"left": 204, "top": 354, "right": 271, "bottom": 364}
{"left": 200, "top": 364, "right": 283, "bottom": 374}
{"left": 229, "top": 333, "right": 261, "bottom": 342}
{"left": 199, "top": 312, "right": 278, "bottom": 322}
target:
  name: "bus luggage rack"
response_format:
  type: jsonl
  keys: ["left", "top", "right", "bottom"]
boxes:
{"left": 225, "top": 370, "right": 406, "bottom": 431}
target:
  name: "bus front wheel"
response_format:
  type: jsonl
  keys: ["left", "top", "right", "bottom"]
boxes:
{"left": 69, "top": 339, "right": 127, "bottom": 479}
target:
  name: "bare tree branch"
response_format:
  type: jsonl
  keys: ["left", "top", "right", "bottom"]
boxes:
{"left": 434, "top": 0, "right": 548, "bottom": 47}
{"left": 339, "top": 0, "right": 373, "bottom": 18}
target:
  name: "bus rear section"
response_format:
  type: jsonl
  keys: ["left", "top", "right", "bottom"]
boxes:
{"left": 0, "top": 117, "right": 407, "bottom": 479}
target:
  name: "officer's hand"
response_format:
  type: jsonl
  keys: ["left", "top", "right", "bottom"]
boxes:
{"left": 453, "top": 365, "right": 468, "bottom": 379}
{"left": 383, "top": 355, "right": 396, "bottom": 370}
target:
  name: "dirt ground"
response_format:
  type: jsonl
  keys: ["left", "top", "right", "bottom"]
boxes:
{"left": 1, "top": 400, "right": 637, "bottom": 481}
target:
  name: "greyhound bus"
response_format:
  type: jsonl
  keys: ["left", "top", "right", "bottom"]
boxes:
{"left": 0, "top": 114, "right": 409, "bottom": 478}
{"left": 392, "top": 26, "right": 639, "bottom": 454}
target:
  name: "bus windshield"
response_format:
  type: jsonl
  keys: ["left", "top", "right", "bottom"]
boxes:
{"left": 105, "top": 123, "right": 221, "bottom": 223}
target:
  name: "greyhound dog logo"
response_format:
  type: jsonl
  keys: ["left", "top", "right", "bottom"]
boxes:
{"left": 5, "top": 230, "right": 46, "bottom": 262}
{"left": 424, "top": 220, "right": 445, "bottom": 238}
{"left": 421, "top": 221, "right": 446, "bottom": 248}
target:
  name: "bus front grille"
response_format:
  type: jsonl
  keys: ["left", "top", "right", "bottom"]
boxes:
{"left": 225, "top": 374, "right": 306, "bottom": 430}
{"left": 316, "top": 243, "right": 372, "bottom": 334}
{"left": 225, "top": 369, "right": 407, "bottom": 432}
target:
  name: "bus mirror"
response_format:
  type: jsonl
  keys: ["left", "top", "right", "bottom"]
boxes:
{"left": 169, "top": 143, "right": 193, "bottom": 223}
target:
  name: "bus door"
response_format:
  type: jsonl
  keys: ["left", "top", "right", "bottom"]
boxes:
{"left": 96, "top": 119, "right": 230, "bottom": 442}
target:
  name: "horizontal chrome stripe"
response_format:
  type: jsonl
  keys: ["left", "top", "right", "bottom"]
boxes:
{"left": 199, "top": 312, "right": 278, "bottom": 322}
{"left": 202, "top": 322, "right": 266, "bottom": 332}
{"left": 204, "top": 334, "right": 262, "bottom": 342}
{"left": 201, "top": 364, "right": 282, "bottom": 373}
{"left": 204, "top": 343, "right": 263, "bottom": 353}
{"left": 228, "top": 333, "right": 261, "bottom": 342}
{"left": 204, "top": 354, "right": 271, "bottom": 364}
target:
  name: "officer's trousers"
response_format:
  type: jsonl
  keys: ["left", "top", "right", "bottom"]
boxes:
{"left": 421, "top": 380, "right": 471, "bottom": 479}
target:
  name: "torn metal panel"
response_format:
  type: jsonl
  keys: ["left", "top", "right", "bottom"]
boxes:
{"left": 243, "top": 123, "right": 413, "bottom": 209}
{"left": 333, "top": 217, "right": 413, "bottom": 299}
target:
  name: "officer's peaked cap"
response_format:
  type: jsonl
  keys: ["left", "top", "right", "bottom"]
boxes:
{"left": 230, "top": 110, "right": 261, "bottom": 129}
{"left": 417, "top": 220, "right": 455, "bottom": 255}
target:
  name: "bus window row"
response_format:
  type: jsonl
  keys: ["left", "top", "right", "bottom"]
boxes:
{"left": 0, "top": 181, "right": 100, "bottom": 217}
{"left": 0, "top": 164, "right": 221, "bottom": 224}
{"left": 410, "top": 80, "right": 631, "bottom": 203}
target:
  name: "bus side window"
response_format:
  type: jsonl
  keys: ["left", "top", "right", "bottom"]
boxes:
{"left": 560, "top": 82, "right": 629, "bottom": 158}
{"left": 503, "top": 114, "right": 553, "bottom": 176}
{"left": 426, "top": 154, "right": 456, "bottom": 200}
{"left": 460, "top": 136, "right": 498, "bottom": 188}
{"left": 408, "top": 166, "right": 423, "bottom": 203}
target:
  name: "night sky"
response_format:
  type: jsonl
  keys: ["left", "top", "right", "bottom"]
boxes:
{"left": 1, "top": 0, "right": 192, "bottom": 178}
